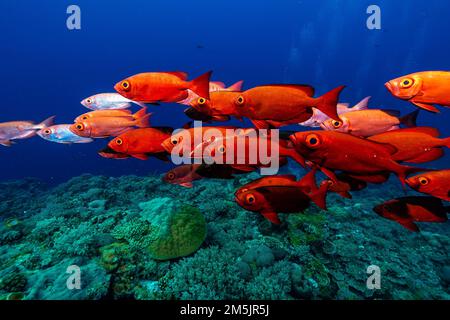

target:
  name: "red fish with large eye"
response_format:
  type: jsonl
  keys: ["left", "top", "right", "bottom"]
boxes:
{"left": 70, "top": 108, "right": 151, "bottom": 138}
{"left": 114, "top": 71, "right": 212, "bottom": 103}
{"left": 105, "top": 127, "right": 173, "bottom": 160}
{"left": 231, "top": 84, "right": 345, "bottom": 129}
{"left": 406, "top": 170, "right": 450, "bottom": 202}
{"left": 187, "top": 91, "right": 244, "bottom": 122}
{"left": 385, "top": 71, "right": 450, "bottom": 113}
{"left": 368, "top": 127, "right": 450, "bottom": 164}
{"left": 289, "top": 131, "right": 428, "bottom": 185}
{"left": 373, "top": 196, "right": 449, "bottom": 232}
{"left": 160, "top": 126, "right": 238, "bottom": 157}
{"left": 234, "top": 170, "right": 329, "bottom": 224}
{"left": 190, "top": 129, "right": 307, "bottom": 168}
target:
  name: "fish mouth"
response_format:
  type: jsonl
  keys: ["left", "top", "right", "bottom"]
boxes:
{"left": 384, "top": 82, "right": 395, "bottom": 94}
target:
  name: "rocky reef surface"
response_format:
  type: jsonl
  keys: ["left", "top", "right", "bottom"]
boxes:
{"left": 0, "top": 171, "right": 449, "bottom": 300}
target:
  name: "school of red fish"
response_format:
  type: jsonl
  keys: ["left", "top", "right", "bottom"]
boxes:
{"left": 1, "top": 70, "right": 449, "bottom": 232}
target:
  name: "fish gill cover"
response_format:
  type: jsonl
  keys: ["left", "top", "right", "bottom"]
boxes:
{"left": 0, "top": 0, "right": 449, "bottom": 302}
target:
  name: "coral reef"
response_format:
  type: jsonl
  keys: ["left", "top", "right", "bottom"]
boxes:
{"left": 0, "top": 172, "right": 449, "bottom": 300}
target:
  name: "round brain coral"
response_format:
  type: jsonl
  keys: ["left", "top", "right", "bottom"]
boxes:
{"left": 138, "top": 198, "right": 207, "bottom": 260}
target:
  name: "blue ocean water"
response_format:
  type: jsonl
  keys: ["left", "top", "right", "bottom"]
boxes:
{"left": 1, "top": 0, "right": 450, "bottom": 301}
{"left": 1, "top": 0, "right": 449, "bottom": 182}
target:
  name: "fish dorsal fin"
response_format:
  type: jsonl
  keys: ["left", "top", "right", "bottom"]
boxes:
{"left": 165, "top": 72, "right": 188, "bottom": 80}
{"left": 211, "top": 81, "right": 226, "bottom": 88}
{"left": 227, "top": 80, "right": 244, "bottom": 91}
{"left": 265, "top": 84, "right": 315, "bottom": 97}
{"left": 380, "top": 109, "right": 401, "bottom": 117}
{"left": 352, "top": 96, "right": 371, "bottom": 111}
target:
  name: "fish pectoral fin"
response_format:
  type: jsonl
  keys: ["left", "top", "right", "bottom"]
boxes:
{"left": 0, "top": 140, "right": 13, "bottom": 147}
{"left": 399, "top": 220, "right": 420, "bottom": 232}
{"left": 179, "top": 182, "right": 193, "bottom": 188}
{"left": 412, "top": 102, "right": 440, "bottom": 113}
{"left": 338, "top": 191, "right": 353, "bottom": 199}
{"left": 132, "top": 154, "right": 149, "bottom": 160}
{"left": 152, "top": 152, "right": 170, "bottom": 162}
{"left": 261, "top": 211, "right": 281, "bottom": 224}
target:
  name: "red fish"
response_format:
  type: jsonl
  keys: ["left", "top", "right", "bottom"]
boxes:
{"left": 74, "top": 108, "right": 144, "bottom": 123}
{"left": 187, "top": 91, "right": 243, "bottom": 122}
{"left": 161, "top": 126, "right": 238, "bottom": 157}
{"left": 70, "top": 108, "right": 150, "bottom": 138}
{"left": 385, "top": 71, "right": 450, "bottom": 113}
{"left": 321, "top": 173, "right": 368, "bottom": 199}
{"left": 189, "top": 129, "right": 306, "bottom": 168}
{"left": 289, "top": 131, "right": 427, "bottom": 185}
{"left": 234, "top": 170, "right": 329, "bottom": 224}
{"left": 114, "top": 71, "right": 212, "bottom": 103}
{"left": 232, "top": 84, "right": 345, "bottom": 129}
{"left": 163, "top": 163, "right": 263, "bottom": 188}
{"left": 368, "top": 127, "right": 450, "bottom": 164}
{"left": 406, "top": 170, "right": 450, "bottom": 202}
{"left": 106, "top": 127, "right": 173, "bottom": 160}
{"left": 373, "top": 196, "right": 449, "bottom": 232}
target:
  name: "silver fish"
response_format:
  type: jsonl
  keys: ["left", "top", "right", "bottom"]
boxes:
{"left": 0, "top": 116, "right": 55, "bottom": 146}
{"left": 37, "top": 124, "right": 93, "bottom": 144}
{"left": 81, "top": 93, "right": 147, "bottom": 110}
{"left": 299, "top": 96, "right": 371, "bottom": 127}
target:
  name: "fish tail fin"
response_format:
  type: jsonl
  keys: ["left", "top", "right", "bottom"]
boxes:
{"left": 227, "top": 80, "right": 244, "bottom": 91}
{"left": 352, "top": 96, "right": 371, "bottom": 111}
{"left": 316, "top": 85, "right": 346, "bottom": 121}
{"left": 135, "top": 112, "right": 152, "bottom": 128}
{"left": 443, "top": 137, "right": 450, "bottom": 149}
{"left": 189, "top": 70, "right": 212, "bottom": 100}
{"left": 36, "top": 116, "right": 56, "bottom": 129}
{"left": 309, "top": 181, "right": 329, "bottom": 210}
{"left": 400, "top": 109, "right": 420, "bottom": 128}
{"left": 133, "top": 106, "right": 148, "bottom": 119}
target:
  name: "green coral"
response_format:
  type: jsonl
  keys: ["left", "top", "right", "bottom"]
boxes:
{"left": 146, "top": 205, "right": 207, "bottom": 260}
{"left": 287, "top": 210, "right": 326, "bottom": 246}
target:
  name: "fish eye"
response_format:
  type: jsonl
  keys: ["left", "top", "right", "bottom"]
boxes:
{"left": 305, "top": 133, "right": 321, "bottom": 148}
{"left": 76, "top": 123, "right": 84, "bottom": 131}
{"left": 332, "top": 120, "right": 342, "bottom": 128}
{"left": 246, "top": 194, "right": 255, "bottom": 204}
{"left": 218, "top": 145, "right": 226, "bottom": 154}
{"left": 43, "top": 129, "right": 51, "bottom": 135}
{"left": 236, "top": 95, "right": 245, "bottom": 105}
{"left": 86, "top": 99, "right": 92, "bottom": 104}
{"left": 400, "top": 78, "right": 414, "bottom": 89}
{"left": 116, "top": 138, "right": 123, "bottom": 146}
{"left": 167, "top": 173, "right": 175, "bottom": 180}
{"left": 121, "top": 80, "right": 131, "bottom": 91}
{"left": 197, "top": 97, "right": 206, "bottom": 105}
{"left": 171, "top": 136, "right": 181, "bottom": 145}
{"left": 82, "top": 116, "right": 88, "bottom": 120}
{"left": 418, "top": 176, "right": 429, "bottom": 185}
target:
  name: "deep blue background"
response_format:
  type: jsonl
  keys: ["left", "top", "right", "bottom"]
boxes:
{"left": 1, "top": 0, "right": 449, "bottom": 183}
